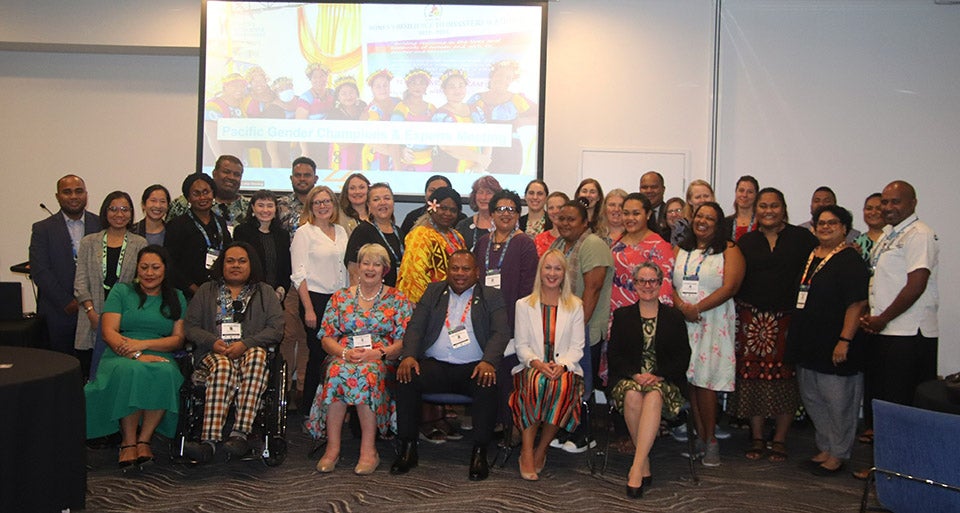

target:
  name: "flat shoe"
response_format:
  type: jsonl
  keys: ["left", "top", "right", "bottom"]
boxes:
{"left": 852, "top": 468, "right": 872, "bottom": 480}
{"left": 354, "top": 455, "right": 380, "bottom": 475}
{"left": 811, "top": 463, "right": 844, "bottom": 476}
{"left": 316, "top": 456, "right": 339, "bottom": 473}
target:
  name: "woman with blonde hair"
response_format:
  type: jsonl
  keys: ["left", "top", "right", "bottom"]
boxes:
{"left": 291, "top": 185, "right": 349, "bottom": 405}
{"left": 510, "top": 249, "right": 585, "bottom": 480}
{"left": 595, "top": 188, "right": 629, "bottom": 245}
{"left": 672, "top": 180, "right": 716, "bottom": 246}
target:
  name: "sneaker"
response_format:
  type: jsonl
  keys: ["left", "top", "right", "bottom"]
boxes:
{"left": 549, "top": 438, "right": 565, "bottom": 449}
{"left": 714, "top": 425, "right": 732, "bottom": 440}
{"left": 669, "top": 424, "right": 689, "bottom": 442}
{"left": 561, "top": 436, "right": 596, "bottom": 454}
{"left": 680, "top": 438, "right": 706, "bottom": 459}
{"left": 702, "top": 440, "right": 721, "bottom": 467}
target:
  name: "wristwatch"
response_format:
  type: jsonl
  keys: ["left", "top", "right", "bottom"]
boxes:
{"left": 378, "top": 348, "right": 387, "bottom": 361}
{"left": 132, "top": 351, "right": 143, "bottom": 360}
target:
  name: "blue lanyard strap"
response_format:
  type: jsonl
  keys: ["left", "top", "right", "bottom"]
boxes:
{"left": 484, "top": 231, "right": 516, "bottom": 272}
{"left": 187, "top": 209, "right": 224, "bottom": 251}
{"left": 101, "top": 232, "right": 129, "bottom": 290}
{"left": 683, "top": 248, "right": 711, "bottom": 278}
{"left": 870, "top": 218, "right": 918, "bottom": 270}
{"left": 371, "top": 220, "right": 404, "bottom": 263}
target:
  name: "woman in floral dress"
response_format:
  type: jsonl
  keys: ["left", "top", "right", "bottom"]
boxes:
{"left": 309, "top": 244, "right": 412, "bottom": 475}
{"left": 729, "top": 188, "right": 816, "bottom": 462}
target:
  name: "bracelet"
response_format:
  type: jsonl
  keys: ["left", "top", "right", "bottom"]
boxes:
{"left": 341, "top": 347, "right": 348, "bottom": 360}
{"left": 838, "top": 336, "right": 852, "bottom": 343}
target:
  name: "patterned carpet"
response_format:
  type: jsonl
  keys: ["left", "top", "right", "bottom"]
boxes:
{"left": 84, "top": 412, "right": 872, "bottom": 513}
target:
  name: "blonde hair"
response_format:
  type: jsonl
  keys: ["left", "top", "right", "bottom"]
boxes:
{"left": 300, "top": 186, "right": 339, "bottom": 226}
{"left": 526, "top": 249, "right": 579, "bottom": 311}
{"left": 683, "top": 179, "right": 715, "bottom": 219}
{"left": 357, "top": 243, "right": 391, "bottom": 275}
{"left": 594, "top": 188, "right": 628, "bottom": 240}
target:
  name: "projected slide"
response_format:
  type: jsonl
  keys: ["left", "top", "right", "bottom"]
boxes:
{"left": 200, "top": 1, "right": 545, "bottom": 197}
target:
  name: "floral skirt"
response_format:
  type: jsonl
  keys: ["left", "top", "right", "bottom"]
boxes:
{"left": 609, "top": 378, "right": 685, "bottom": 420}
{"left": 306, "top": 357, "right": 396, "bottom": 438}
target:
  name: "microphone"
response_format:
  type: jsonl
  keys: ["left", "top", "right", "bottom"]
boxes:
{"left": 39, "top": 203, "right": 55, "bottom": 216}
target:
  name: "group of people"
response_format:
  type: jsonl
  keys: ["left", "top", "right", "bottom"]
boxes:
{"left": 29, "top": 157, "right": 938, "bottom": 498}
{"left": 204, "top": 60, "right": 537, "bottom": 175}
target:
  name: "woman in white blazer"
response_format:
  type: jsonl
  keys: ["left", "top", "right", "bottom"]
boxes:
{"left": 509, "top": 248, "right": 585, "bottom": 481}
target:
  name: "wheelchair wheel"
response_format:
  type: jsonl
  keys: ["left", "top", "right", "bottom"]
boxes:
{"left": 262, "top": 436, "right": 287, "bottom": 467}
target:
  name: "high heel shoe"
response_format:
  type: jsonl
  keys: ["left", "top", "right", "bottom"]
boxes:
{"left": 118, "top": 444, "right": 137, "bottom": 469}
{"left": 626, "top": 484, "right": 644, "bottom": 499}
{"left": 642, "top": 475, "right": 652, "bottom": 487}
{"left": 519, "top": 454, "right": 539, "bottom": 481}
{"left": 535, "top": 454, "right": 547, "bottom": 474}
{"left": 136, "top": 440, "right": 155, "bottom": 467}
{"left": 316, "top": 455, "right": 339, "bottom": 473}
{"left": 354, "top": 454, "right": 380, "bottom": 475}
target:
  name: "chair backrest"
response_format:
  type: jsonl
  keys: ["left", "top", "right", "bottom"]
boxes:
{"left": 422, "top": 393, "right": 473, "bottom": 405}
{"left": 872, "top": 399, "right": 960, "bottom": 513}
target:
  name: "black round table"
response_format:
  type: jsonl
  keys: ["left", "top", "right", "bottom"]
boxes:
{"left": 0, "top": 346, "right": 86, "bottom": 512}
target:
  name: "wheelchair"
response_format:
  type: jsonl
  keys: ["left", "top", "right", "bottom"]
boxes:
{"left": 170, "top": 341, "right": 288, "bottom": 466}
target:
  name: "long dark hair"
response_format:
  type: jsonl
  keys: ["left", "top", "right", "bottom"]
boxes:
{"left": 678, "top": 202, "right": 729, "bottom": 255}
{"left": 210, "top": 241, "right": 265, "bottom": 285}
{"left": 134, "top": 245, "right": 182, "bottom": 320}
{"left": 575, "top": 178, "right": 604, "bottom": 230}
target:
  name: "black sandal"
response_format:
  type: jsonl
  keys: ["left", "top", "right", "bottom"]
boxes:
{"left": 136, "top": 441, "right": 155, "bottom": 466}
{"left": 118, "top": 444, "right": 137, "bottom": 469}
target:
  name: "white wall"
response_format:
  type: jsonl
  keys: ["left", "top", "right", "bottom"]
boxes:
{"left": 1, "top": 0, "right": 957, "bottom": 373}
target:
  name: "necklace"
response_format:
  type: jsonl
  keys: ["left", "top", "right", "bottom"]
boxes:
{"left": 357, "top": 282, "right": 384, "bottom": 302}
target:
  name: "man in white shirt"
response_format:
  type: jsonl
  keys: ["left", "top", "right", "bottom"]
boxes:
{"left": 860, "top": 180, "right": 939, "bottom": 405}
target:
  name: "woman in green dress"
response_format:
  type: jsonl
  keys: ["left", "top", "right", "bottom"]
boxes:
{"left": 84, "top": 245, "right": 187, "bottom": 469}
{"left": 608, "top": 261, "right": 691, "bottom": 499}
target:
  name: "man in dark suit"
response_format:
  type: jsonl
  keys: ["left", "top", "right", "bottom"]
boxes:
{"left": 640, "top": 171, "right": 670, "bottom": 238}
{"left": 390, "top": 250, "right": 510, "bottom": 481}
{"left": 29, "top": 175, "right": 100, "bottom": 364}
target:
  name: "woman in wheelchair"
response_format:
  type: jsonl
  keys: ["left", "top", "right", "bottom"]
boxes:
{"left": 607, "top": 262, "right": 691, "bottom": 498}
{"left": 84, "top": 245, "right": 187, "bottom": 469}
{"left": 509, "top": 249, "right": 585, "bottom": 481}
{"left": 183, "top": 241, "right": 285, "bottom": 462}
{"left": 306, "top": 244, "right": 412, "bottom": 475}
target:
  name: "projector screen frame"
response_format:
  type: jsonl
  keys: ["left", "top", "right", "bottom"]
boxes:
{"left": 196, "top": 0, "right": 548, "bottom": 203}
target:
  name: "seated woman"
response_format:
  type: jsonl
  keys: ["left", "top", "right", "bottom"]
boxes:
{"left": 308, "top": 244, "right": 413, "bottom": 475}
{"left": 510, "top": 249, "right": 585, "bottom": 481}
{"left": 84, "top": 245, "right": 187, "bottom": 469}
{"left": 182, "top": 241, "right": 285, "bottom": 463}
{"left": 608, "top": 262, "right": 691, "bottom": 498}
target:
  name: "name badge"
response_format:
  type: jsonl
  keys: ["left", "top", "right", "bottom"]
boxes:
{"left": 681, "top": 277, "right": 699, "bottom": 297}
{"left": 352, "top": 333, "right": 373, "bottom": 349}
{"left": 796, "top": 285, "right": 809, "bottom": 310}
{"left": 221, "top": 322, "right": 242, "bottom": 342}
{"left": 449, "top": 326, "right": 471, "bottom": 349}
{"left": 205, "top": 249, "right": 220, "bottom": 270}
{"left": 485, "top": 271, "right": 502, "bottom": 289}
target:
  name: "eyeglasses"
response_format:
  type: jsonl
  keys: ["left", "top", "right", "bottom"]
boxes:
{"left": 666, "top": 208, "right": 683, "bottom": 215}
{"left": 816, "top": 219, "right": 841, "bottom": 227}
{"left": 107, "top": 206, "right": 131, "bottom": 213}
{"left": 636, "top": 278, "right": 660, "bottom": 287}
{"left": 494, "top": 206, "right": 517, "bottom": 214}
{"left": 312, "top": 199, "right": 333, "bottom": 206}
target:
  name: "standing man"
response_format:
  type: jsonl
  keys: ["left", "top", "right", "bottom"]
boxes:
{"left": 640, "top": 171, "right": 669, "bottom": 238}
{"left": 275, "top": 156, "right": 318, "bottom": 409}
{"left": 167, "top": 155, "right": 249, "bottom": 231}
{"left": 390, "top": 250, "right": 509, "bottom": 481}
{"left": 29, "top": 175, "right": 100, "bottom": 362}
{"left": 799, "top": 186, "right": 860, "bottom": 243}
{"left": 860, "top": 180, "right": 939, "bottom": 406}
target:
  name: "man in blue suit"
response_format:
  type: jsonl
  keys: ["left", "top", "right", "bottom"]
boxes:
{"left": 29, "top": 175, "right": 100, "bottom": 371}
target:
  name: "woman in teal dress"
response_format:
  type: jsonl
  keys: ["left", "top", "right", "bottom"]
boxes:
{"left": 84, "top": 245, "right": 187, "bottom": 468}
{"left": 308, "top": 244, "right": 413, "bottom": 475}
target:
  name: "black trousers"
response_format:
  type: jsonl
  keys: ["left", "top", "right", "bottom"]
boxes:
{"left": 300, "top": 291, "right": 332, "bottom": 407}
{"left": 873, "top": 332, "right": 938, "bottom": 407}
{"left": 396, "top": 358, "right": 499, "bottom": 446}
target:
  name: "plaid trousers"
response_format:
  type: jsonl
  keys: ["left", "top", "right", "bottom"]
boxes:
{"left": 200, "top": 346, "right": 269, "bottom": 441}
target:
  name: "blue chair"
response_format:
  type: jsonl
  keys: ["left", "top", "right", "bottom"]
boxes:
{"left": 860, "top": 399, "right": 960, "bottom": 513}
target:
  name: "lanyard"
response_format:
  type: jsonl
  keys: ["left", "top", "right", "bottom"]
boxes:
{"left": 801, "top": 243, "right": 846, "bottom": 285}
{"left": 430, "top": 219, "right": 466, "bottom": 253}
{"left": 371, "top": 220, "right": 404, "bottom": 263}
{"left": 101, "top": 232, "right": 129, "bottom": 290}
{"left": 217, "top": 283, "right": 252, "bottom": 323}
{"left": 484, "top": 231, "right": 516, "bottom": 271}
{"left": 683, "top": 247, "right": 712, "bottom": 278}
{"left": 187, "top": 209, "right": 224, "bottom": 251}
{"left": 869, "top": 218, "right": 919, "bottom": 270}
{"left": 732, "top": 213, "right": 756, "bottom": 238}
{"left": 444, "top": 289, "right": 473, "bottom": 330}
